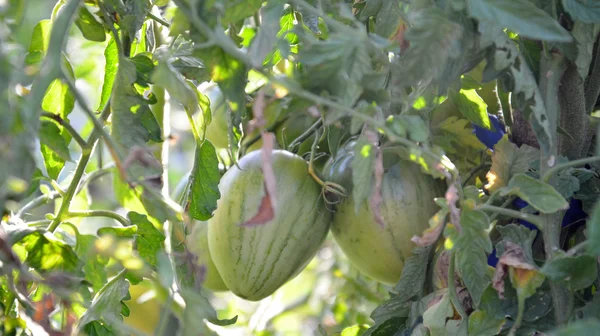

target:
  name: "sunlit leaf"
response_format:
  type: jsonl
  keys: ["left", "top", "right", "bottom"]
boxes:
{"left": 17, "top": 230, "right": 82, "bottom": 274}
{"left": 97, "top": 37, "right": 118, "bottom": 112}
{"left": 129, "top": 212, "right": 165, "bottom": 267}
{"left": 74, "top": 6, "right": 106, "bottom": 42}
{"left": 500, "top": 174, "right": 569, "bottom": 214}
{"left": 486, "top": 135, "right": 539, "bottom": 193}
{"left": 188, "top": 140, "right": 221, "bottom": 220}
{"left": 467, "top": 0, "right": 572, "bottom": 42}
{"left": 455, "top": 89, "right": 491, "bottom": 130}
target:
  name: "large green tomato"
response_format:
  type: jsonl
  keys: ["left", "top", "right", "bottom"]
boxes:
{"left": 326, "top": 145, "right": 445, "bottom": 285}
{"left": 208, "top": 150, "right": 332, "bottom": 301}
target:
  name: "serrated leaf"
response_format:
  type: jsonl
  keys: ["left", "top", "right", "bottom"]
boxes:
{"left": 74, "top": 6, "right": 106, "bottom": 42}
{"left": 128, "top": 212, "right": 165, "bottom": 267}
{"left": 351, "top": 136, "right": 375, "bottom": 214}
{"left": 467, "top": 0, "right": 572, "bottom": 42}
{"left": 495, "top": 224, "right": 536, "bottom": 263}
{"left": 221, "top": 0, "right": 264, "bottom": 25}
{"left": 79, "top": 271, "right": 130, "bottom": 329}
{"left": 42, "top": 78, "right": 75, "bottom": 120}
{"left": 39, "top": 120, "right": 71, "bottom": 161}
{"left": 468, "top": 310, "right": 505, "bottom": 336}
{"left": 455, "top": 208, "right": 493, "bottom": 307}
{"left": 500, "top": 174, "right": 569, "bottom": 214}
{"left": 131, "top": 53, "right": 155, "bottom": 87}
{"left": 422, "top": 293, "right": 455, "bottom": 335}
{"left": 486, "top": 135, "right": 539, "bottom": 193}
{"left": 435, "top": 116, "right": 487, "bottom": 151}
{"left": 25, "top": 20, "right": 51, "bottom": 66}
{"left": 541, "top": 254, "right": 597, "bottom": 291}
{"left": 249, "top": 1, "right": 284, "bottom": 66}
{"left": 562, "top": 0, "right": 600, "bottom": 23}
{"left": 571, "top": 22, "right": 600, "bottom": 79}
{"left": 188, "top": 140, "right": 221, "bottom": 220}
{"left": 17, "top": 230, "right": 82, "bottom": 274}
{"left": 455, "top": 89, "right": 491, "bottom": 130}
{"left": 97, "top": 37, "right": 118, "bottom": 112}
{"left": 82, "top": 321, "right": 113, "bottom": 336}
{"left": 76, "top": 234, "right": 109, "bottom": 292}
{"left": 479, "top": 25, "right": 555, "bottom": 153}
{"left": 152, "top": 60, "right": 198, "bottom": 113}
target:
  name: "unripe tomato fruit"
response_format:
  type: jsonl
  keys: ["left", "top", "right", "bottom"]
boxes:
{"left": 208, "top": 150, "right": 332, "bottom": 301}
{"left": 326, "top": 144, "right": 445, "bottom": 285}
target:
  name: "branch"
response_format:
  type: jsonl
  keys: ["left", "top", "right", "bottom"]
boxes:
{"left": 40, "top": 112, "right": 87, "bottom": 148}
{"left": 477, "top": 204, "right": 544, "bottom": 229}
{"left": 287, "top": 118, "right": 323, "bottom": 152}
{"left": 542, "top": 155, "right": 600, "bottom": 182}
{"left": 66, "top": 210, "right": 130, "bottom": 226}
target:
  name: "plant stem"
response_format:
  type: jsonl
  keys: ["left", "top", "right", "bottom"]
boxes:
{"left": 148, "top": 12, "right": 171, "bottom": 28}
{"left": 509, "top": 295, "right": 525, "bottom": 336}
{"left": 542, "top": 155, "right": 600, "bottom": 182}
{"left": 66, "top": 210, "right": 130, "bottom": 226}
{"left": 540, "top": 50, "right": 570, "bottom": 325}
{"left": 585, "top": 36, "right": 600, "bottom": 114}
{"left": 462, "top": 162, "right": 491, "bottom": 187}
{"left": 287, "top": 118, "right": 323, "bottom": 152}
{"left": 40, "top": 112, "right": 87, "bottom": 148}
{"left": 477, "top": 204, "right": 543, "bottom": 229}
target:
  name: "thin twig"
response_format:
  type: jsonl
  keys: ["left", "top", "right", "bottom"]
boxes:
{"left": 40, "top": 112, "right": 87, "bottom": 148}
{"left": 477, "top": 204, "right": 544, "bottom": 229}
{"left": 66, "top": 210, "right": 130, "bottom": 226}
{"left": 148, "top": 12, "right": 171, "bottom": 28}
{"left": 542, "top": 155, "right": 600, "bottom": 183}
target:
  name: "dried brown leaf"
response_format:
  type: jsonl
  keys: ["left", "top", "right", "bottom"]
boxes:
{"left": 492, "top": 242, "right": 536, "bottom": 299}
{"left": 241, "top": 185, "right": 275, "bottom": 226}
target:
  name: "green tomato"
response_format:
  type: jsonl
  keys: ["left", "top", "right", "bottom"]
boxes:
{"left": 326, "top": 143, "right": 445, "bottom": 285}
{"left": 208, "top": 150, "right": 332, "bottom": 301}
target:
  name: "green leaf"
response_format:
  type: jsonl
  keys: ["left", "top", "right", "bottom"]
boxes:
{"left": 180, "top": 288, "right": 237, "bottom": 336}
{"left": 374, "top": 0, "right": 403, "bottom": 39}
{"left": 195, "top": 46, "right": 247, "bottom": 115}
{"left": 42, "top": 78, "right": 75, "bottom": 120}
{"left": 368, "top": 245, "right": 432, "bottom": 333}
{"left": 479, "top": 26, "right": 555, "bottom": 153}
{"left": 486, "top": 135, "right": 539, "bottom": 193}
{"left": 509, "top": 267, "right": 545, "bottom": 301}
{"left": 76, "top": 234, "right": 109, "bottom": 292}
{"left": 248, "top": 1, "right": 284, "bottom": 66}
{"left": 151, "top": 59, "right": 198, "bottom": 112}
{"left": 541, "top": 254, "right": 598, "bottom": 291}
{"left": 587, "top": 203, "right": 600, "bottom": 256}
{"left": 351, "top": 136, "right": 375, "bottom": 214}
{"left": 79, "top": 271, "right": 130, "bottom": 328}
{"left": 467, "top": 0, "right": 572, "bottom": 42}
{"left": 571, "top": 22, "right": 600, "bottom": 79}
{"left": 454, "top": 208, "right": 493, "bottom": 307}
{"left": 551, "top": 319, "right": 600, "bottom": 336}
{"left": 468, "top": 310, "right": 505, "bottom": 336}
{"left": 82, "top": 321, "right": 113, "bottom": 336}
{"left": 39, "top": 120, "right": 71, "bottom": 161}
{"left": 221, "top": 0, "right": 264, "bottom": 25}
{"left": 495, "top": 224, "right": 536, "bottom": 263}
{"left": 25, "top": 19, "right": 51, "bottom": 65}
{"left": 97, "top": 37, "right": 118, "bottom": 112}
{"left": 129, "top": 212, "right": 165, "bottom": 267}
{"left": 119, "top": 0, "right": 150, "bottom": 41}
{"left": 169, "top": 8, "right": 190, "bottom": 36}
{"left": 341, "top": 325, "right": 370, "bottom": 336}
{"left": 455, "top": 89, "right": 491, "bottom": 130}
{"left": 131, "top": 53, "right": 155, "bottom": 87}
{"left": 188, "top": 140, "right": 221, "bottom": 221}
{"left": 17, "top": 230, "right": 82, "bottom": 274}
{"left": 74, "top": 6, "right": 106, "bottom": 42}
{"left": 391, "top": 7, "right": 463, "bottom": 87}
{"left": 422, "top": 293, "right": 455, "bottom": 335}
{"left": 500, "top": 173, "right": 569, "bottom": 214}
{"left": 562, "top": 0, "right": 600, "bottom": 23}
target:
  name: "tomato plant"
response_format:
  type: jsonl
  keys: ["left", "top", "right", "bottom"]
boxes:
{"left": 2, "top": 0, "right": 600, "bottom": 335}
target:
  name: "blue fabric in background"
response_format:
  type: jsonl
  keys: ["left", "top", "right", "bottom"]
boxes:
{"left": 470, "top": 116, "right": 587, "bottom": 267}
